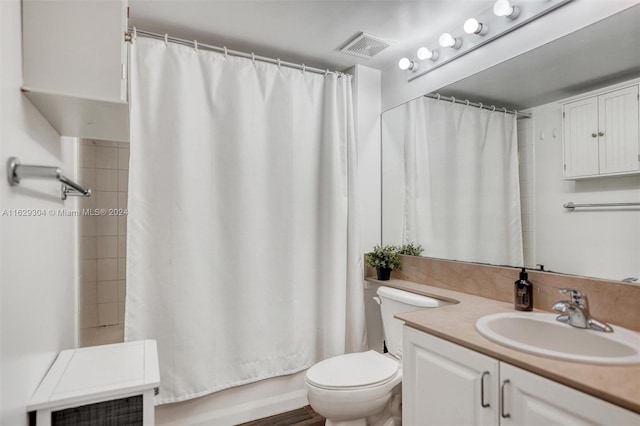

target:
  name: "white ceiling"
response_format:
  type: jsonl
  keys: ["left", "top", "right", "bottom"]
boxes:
{"left": 129, "top": 0, "right": 496, "bottom": 72}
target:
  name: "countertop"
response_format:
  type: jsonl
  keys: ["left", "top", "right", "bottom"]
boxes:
{"left": 366, "top": 278, "right": 640, "bottom": 414}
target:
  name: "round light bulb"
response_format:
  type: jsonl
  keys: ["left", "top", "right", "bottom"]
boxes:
{"left": 493, "top": 0, "right": 515, "bottom": 17}
{"left": 439, "top": 33, "right": 459, "bottom": 49}
{"left": 417, "top": 47, "right": 434, "bottom": 60}
{"left": 398, "top": 57, "right": 412, "bottom": 70}
{"left": 464, "top": 18, "right": 483, "bottom": 34}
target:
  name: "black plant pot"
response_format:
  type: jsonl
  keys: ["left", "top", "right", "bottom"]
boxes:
{"left": 376, "top": 267, "right": 392, "bottom": 281}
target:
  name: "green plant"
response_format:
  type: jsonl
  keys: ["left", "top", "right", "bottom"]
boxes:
{"left": 366, "top": 245, "right": 401, "bottom": 270}
{"left": 398, "top": 242, "right": 424, "bottom": 256}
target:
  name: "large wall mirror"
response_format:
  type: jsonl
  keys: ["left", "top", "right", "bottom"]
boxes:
{"left": 381, "top": 5, "right": 640, "bottom": 282}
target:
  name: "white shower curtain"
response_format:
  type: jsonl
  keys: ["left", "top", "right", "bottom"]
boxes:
{"left": 126, "top": 38, "right": 366, "bottom": 404}
{"left": 403, "top": 97, "right": 523, "bottom": 266}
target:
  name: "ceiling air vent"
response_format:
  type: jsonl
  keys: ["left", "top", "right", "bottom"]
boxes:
{"left": 340, "top": 32, "right": 391, "bottom": 59}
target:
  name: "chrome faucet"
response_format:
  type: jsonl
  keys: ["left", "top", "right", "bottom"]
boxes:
{"left": 551, "top": 288, "right": 613, "bottom": 332}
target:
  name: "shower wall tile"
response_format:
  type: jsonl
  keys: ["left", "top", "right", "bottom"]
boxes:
{"left": 80, "top": 304, "right": 98, "bottom": 329}
{"left": 95, "top": 169, "right": 118, "bottom": 191}
{"left": 95, "top": 146, "right": 119, "bottom": 169}
{"left": 118, "top": 148, "right": 130, "bottom": 170}
{"left": 97, "top": 258, "right": 118, "bottom": 281}
{"left": 118, "top": 280, "right": 126, "bottom": 302}
{"left": 80, "top": 281, "right": 97, "bottom": 306}
{"left": 96, "top": 216, "right": 118, "bottom": 236}
{"left": 118, "top": 170, "right": 129, "bottom": 192}
{"left": 98, "top": 302, "right": 118, "bottom": 326}
{"left": 79, "top": 139, "right": 128, "bottom": 332}
{"left": 97, "top": 281, "right": 118, "bottom": 303}
{"left": 96, "top": 236, "right": 117, "bottom": 258}
{"left": 80, "top": 259, "right": 97, "bottom": 282}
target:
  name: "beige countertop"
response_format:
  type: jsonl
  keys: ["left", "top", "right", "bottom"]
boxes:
{"left": 366, "top": 278, "right": 640, "bottom": 414}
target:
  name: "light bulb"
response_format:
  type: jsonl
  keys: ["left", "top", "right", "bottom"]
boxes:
{"left": 417, "top": 47, "right": 438, "bottom": 61}
{"left": 493, "top": 0, "right": 518, "bottom": 17}
{"left": 398, "top": 57, "right": 418, "bottom": 71}
{"left": 464, "top": 18, "right": 487, "bottom": 35}
{"left": 438, "top": 33, "right": 461, "bottom": 49}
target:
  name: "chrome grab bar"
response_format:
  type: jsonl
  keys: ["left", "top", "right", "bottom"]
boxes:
{"left": 7, "top": 157, "right": 91, "bottom": 200}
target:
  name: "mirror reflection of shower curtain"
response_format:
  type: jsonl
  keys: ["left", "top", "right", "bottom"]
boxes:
{"left": 126, "top": 38, "right": 366, "bottom": 404}
{"left": 403, "top": 97, "right": 523, "bottom": 266}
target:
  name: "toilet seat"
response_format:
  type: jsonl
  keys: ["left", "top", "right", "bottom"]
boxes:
{"left": 306, "top": 350, "right": 399, "bottom": 390}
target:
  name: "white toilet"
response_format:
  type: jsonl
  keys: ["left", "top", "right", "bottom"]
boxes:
{"left": 305, "top": 286, "right": 443, "bottom": 426}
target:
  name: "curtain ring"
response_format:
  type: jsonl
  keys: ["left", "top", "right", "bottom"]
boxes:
{"left": 251, "top": 52, "right": 256, "bottom": 64}
{"left": 325, "top": 69, "right": 330, "bottom": 77}
{"left": 302, "top": 64, "right": 306, "bottom": 73}
{"left": 478, "top": 102, "right": 483, "bottom": 109}
{"left": 514, "top": 110, "right": 519, "bottom": 117}
{"left": 465, "top": 99, "right": 470, "bottom": 106}
{"left": 223, "top": 46, "right": 228, "bottom": 58}
{"left": 164, "top": 33, "right": 169, "bottom": 46}
{"left": 451, "top": 96, "right": 456, "bottom": 104}
{"left": 277, "top": 58, "right": 281, "bottom": 69}
{"left": 436, "top": 93, "right": 441, "bottom": 100}
{"left": 491, "top": 105, "right": 496, "bottom": 112}
{"left": 132, "top": 26, "right": 137, "bottom": 40}
{"left": 503, "top": 107, "right": 508, "bottom": 115}
{"left": 193, "top": 40, "right": 198, "bottom": 51}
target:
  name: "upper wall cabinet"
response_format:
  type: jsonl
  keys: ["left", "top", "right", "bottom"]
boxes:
{"left": 562, "top": 81, "right": 640, "bottom": 179}
{"left": 22, "top": 0, "right": 130, "bottom": 142}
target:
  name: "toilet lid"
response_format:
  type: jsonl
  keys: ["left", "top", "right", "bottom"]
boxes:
{"left": 306, "top": 350, "right": 399, "bottom": 389}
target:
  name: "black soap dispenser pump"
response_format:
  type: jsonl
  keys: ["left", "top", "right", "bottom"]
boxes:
{"left": 514, "top": 268, "right": 533, "bottom": 311}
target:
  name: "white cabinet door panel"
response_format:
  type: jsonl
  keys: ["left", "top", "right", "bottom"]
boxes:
{"left": 500, "top": 363, "right": 640, "bottom": 426}
{"left": 598, "top": 85, "right": 640, "bottom": 174}
{"left": 403, "top": 326, "right": 499, "bottom": 426}
{"left": 563, "top": 97, "right": 599, "bottom": 177}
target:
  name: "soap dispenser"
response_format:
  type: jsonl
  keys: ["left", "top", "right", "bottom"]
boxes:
{"left": 514, "top": 268, "right": 533, "bottom": 311}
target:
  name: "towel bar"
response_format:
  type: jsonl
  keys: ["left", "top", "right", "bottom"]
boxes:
{"left": 7, "top": 157, "right": 91, "bottom": 200}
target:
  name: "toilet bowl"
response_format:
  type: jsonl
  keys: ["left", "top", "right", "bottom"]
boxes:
{"left": 305, "top": 287, "right": 443, "bottom": 426}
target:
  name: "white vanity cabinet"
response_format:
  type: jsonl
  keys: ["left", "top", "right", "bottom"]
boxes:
{"left": 22, "top": 0, "right": 130, "bottom": 141}
{"left": 403, "top": 326, "right": 640, "bottom": 426}
{"left": 562, "top": 83, "right": 639, "bottom": 178}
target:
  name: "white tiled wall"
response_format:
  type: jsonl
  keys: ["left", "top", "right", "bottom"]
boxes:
{"left": 79, "top": 139, "right": 129, "bottom": 332}
{"left": 517, "top": 117, "right": 535, "bottom": 267}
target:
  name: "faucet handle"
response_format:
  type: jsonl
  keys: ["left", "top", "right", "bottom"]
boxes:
{"left": 559, "top": 288, "right": 588, "bottom": 307}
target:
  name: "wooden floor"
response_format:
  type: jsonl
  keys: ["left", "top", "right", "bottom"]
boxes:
{"left": 238, "top": 406, "right": 325, "bottom": 426}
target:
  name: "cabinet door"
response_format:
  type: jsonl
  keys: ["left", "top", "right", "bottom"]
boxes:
{"left": 598, "top": 86, "right": 640, "bottom": 175}
{"left": 403, "top": 326, "right": 499, "bottom": 426}
{"left": 563, "top": 97, "right": 600, "bottom": 177}
{"left": 500, "top": 363, "right": 640, "bottom": 426}
{"left": 23, "top": 0, "right": 128, "bottom": 103}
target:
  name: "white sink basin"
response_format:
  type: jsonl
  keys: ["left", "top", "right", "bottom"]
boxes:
{"left": 476, "top": 312, "right": 640, "bottom": 365}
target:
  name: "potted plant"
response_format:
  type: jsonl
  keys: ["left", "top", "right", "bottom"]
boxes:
{"left": 398, "top": 242, "right": 424, "bottom": 256}
{"left": 366, "top": 245, "right": 401, "bottom": 281}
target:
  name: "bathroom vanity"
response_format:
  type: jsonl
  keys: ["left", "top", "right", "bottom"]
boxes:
{"left": 365, "top": 274, "right": 640, "bottom": 425}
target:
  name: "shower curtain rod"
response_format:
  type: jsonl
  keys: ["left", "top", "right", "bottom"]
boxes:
{"left": 425, "top": 93, "right": 532, "bottom": 119}
{"left": 126, "top": 27, "right": 348, "bottom": 77}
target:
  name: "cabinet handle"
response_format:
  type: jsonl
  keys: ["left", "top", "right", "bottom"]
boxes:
{"left": 480, "top": 371, "right": 490, "bottom": 408}
{"left": 591, "top": 133, "right": 597, "bottom": 138}
{"left": 598, "top": 131, "right": 605, "bottom": 137}
{"left": 500, "top": 379, "right": 511, "bottom": 418}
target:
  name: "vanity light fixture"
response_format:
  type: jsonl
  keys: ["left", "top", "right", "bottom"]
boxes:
{"left": 438, "top": 33, "right": 461, "bottom": 49}
{"left": 493, "top": 0, "right": 520, "bottom": 18}
{"left": 417, "top": 47, "right": 438, "bottom": 61}
{"left": 464, "top": 18, "right": 488, "bottom": 35}
{"left": 398, "top": 57, "right": 419, "bottom": 71}
{"left": 399, "top": 0, "right": 572, "bottom": 80}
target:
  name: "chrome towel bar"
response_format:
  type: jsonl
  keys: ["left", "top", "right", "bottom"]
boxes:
{"left": 7, "top": 157, "right": 91, "bottom": 200}
{"left": 564, "top": 202, "right": 640, "bottom": 211}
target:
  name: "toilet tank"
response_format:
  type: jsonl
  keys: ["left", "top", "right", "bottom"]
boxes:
{"left": 377, "top": 286, "right": 444, "bottom": 359}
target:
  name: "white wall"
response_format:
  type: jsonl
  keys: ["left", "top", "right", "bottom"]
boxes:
{"left": 381, "top": 0, "right": 639, "bottom": 111}
{"left": 529, "top": 100, "right": 640, "bottom": 281}
{"left": 1, "top": 1, "right": 77, "bottom": 424}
